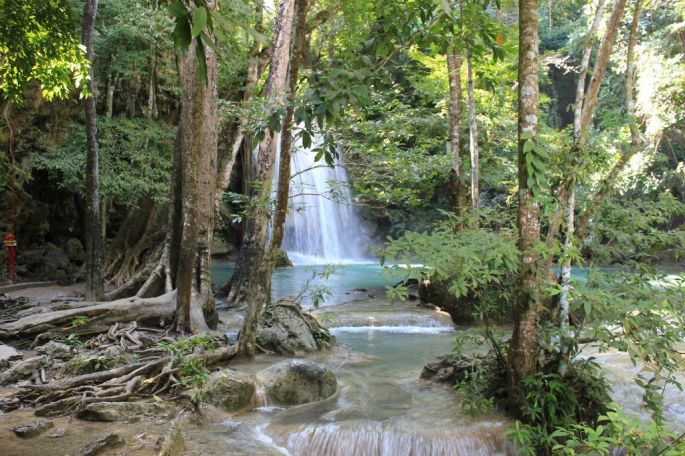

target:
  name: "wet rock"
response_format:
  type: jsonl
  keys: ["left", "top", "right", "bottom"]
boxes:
{"left": 51, "top": 427, "right": 67, "bottom": 438}
{"left": 0, "top": 355, "right": 46, "bottom": 384}
{"left": 36, "top": 340, "right": 73, "bottom": 358}
{"left": 0, "top": 343, "right": 20, "bottom": 368}
{"left": 257, "top": 301, "right": 335, "bottom": 355}
{"left": 157, "top": 420, "right": 184, "bottom": 456}
{"left": 419, "top": 279, "right": 475, "bottom": 323}
{"left": 274, "top": 249, "right": 293, "bottom": 268}
{"left": 256, "top": 359, "right": 337, "bottom": 406}
{"left": 12, "top": 419, "right": 54, "bottom": 438}
{"left": 202, "top": 369, "right": 256, "bottom": 412}
{"left": 0, "top": 396, "right": 21, "bottom": 412}
{"left": 78, "top": 401, "right": 176, "bottom": 422}
{"left": 421, "top": 354, "right": 482, "bottom": 384}
{"left": 77, "top": 432, "right": 124, "bottom": 456}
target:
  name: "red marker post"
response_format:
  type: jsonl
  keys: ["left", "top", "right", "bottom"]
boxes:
{"left": 4, "top": 233, "right": 17, "bottom": 282}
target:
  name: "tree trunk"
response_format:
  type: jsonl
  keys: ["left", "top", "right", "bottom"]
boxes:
{"left": 214, "top": 1, "right": 264, "bottom": 217}
{"left": 576, "top": 0, "right": 645, "bottom": 240}
{"left": 232, "top": 0, "right": 296, "bottom": 357}
{"left": 558, "top": 0, "right": 628, "bottom": 317}
{"left": 172, "top": 1, "right": 219, "bottom": 333}
{"left": 447, "top": 47, "right": 464, "bottom": 217}
{"left": 105, "top": 70, "right": 116, "bottom": 119}
{"left": 82, "top": 0, "right": 105, "bottom": 301}
{"left": 466, "top": 53, "right": 479, "bottom": 211}
{"left": 578, "top": 0, "right": 629, "bottom": 143}
{"left": 147, "top": 45, "right": 158, "bottom": 119}
{"left": 507, "top": 0, "right": 541, "bottom": 397}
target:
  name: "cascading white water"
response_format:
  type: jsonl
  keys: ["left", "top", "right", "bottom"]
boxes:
{"left": 274, "top": 133, "right": 369, "bottom": 265}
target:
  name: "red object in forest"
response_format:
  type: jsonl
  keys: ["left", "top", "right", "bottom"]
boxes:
{"left": 4, "top": 233, "right": 17, "bottom": 282}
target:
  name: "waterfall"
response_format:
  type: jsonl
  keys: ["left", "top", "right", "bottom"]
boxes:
{"left": 274, "top": 133, "right": 369, "bottom": 265}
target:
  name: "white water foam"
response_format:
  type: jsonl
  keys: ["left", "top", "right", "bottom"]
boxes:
{"left": 330, "top": 326, "right": 455, "bottom": 335}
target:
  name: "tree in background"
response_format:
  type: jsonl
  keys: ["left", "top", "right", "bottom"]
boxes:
{"left": 82, "top": 0, "right": 105, "bottom": 301}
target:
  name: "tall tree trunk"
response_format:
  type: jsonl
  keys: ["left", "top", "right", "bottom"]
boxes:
{"left": 466, "top": 53, "right": 479, "bottom": 211}
{"left": 82, "top": 0, "right": 104, "bottom": 301}
{"left": 173, "top": 3, "right": 219, "bottom": 333}
{"left": 232, "top": 0, "right": 296, "bottom": 357}
{"left": 507, "top": 0, "right": 541, "bottom": 397}
{"left": 447, "top": 47, "right": 464, "bottom": 217}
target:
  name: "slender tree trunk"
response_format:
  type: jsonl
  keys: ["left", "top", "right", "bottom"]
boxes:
{"left": 82, "top": 0, "right": 104, "bottom": 301}
{"left": 576, "top": 0, "right": 644, "bottom": 240}
{"left": 466, "top": 53, "right": 479, "bottom": 211}
{"left": 447, "top": 47, "right": 464, "bottom": 217}
{"left": 215, "top": 1, "right": 264, "bottom": 216}
{"left": 105, "top": 70, "right": 116, "bottom": 119}
{"left": 173, "top": 2, "right": 219, "bottom": 333}
{"left": 233, "top": 0, "right": 296, "bottom": 357}
{"left": 578, "top": 0, "right": 629, "bottom": 143}
{"left": 507, "top": 0, "right": 541, "bottom": 397}
{"left": 558, "top": 0, "right": 628, "bottom": 317}
{"left": 268, "top": 0, "right": 309, "bottom": 262}
{"left": 147, "top": 45, "right": 158, "bottom": 119}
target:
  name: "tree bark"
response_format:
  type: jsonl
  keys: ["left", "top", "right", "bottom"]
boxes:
{"left": 173, "top": 1, "right": 219, "bottom": 333}
{"left": 507, "top": 0, "right": 541, "bottom": 396}
{"left": 447, "top": 47, "right": 464, "bottom": 218}
{"left": 82, "top": 0, "right": 105, "bottom": 301}
{"left": 231, "top": 0, "right": 296, "bottom": 357}
{"left": 466, "top": 53, "right": 479, "bottom": 211}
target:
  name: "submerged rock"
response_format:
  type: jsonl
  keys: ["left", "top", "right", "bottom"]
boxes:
{"left": 78, "top": 401, "right": 176, "bottom": 422}
{"left": 157, "top": 420, "right": 185, "bottom": 456}
{"left": 256, "top": 359, "right": 337, "bottom": 406}
{"left": 12, "top": 419, "right": 54, "bottom": 438}
{"left": 256, "top": 300, "right": 335, "bottom": 355}
{"left": 0, "top": 355, "right": 47, "bottom": 384}
{"left": 202, "top": 369, "right": 256, "bottom": 413}
{"left": 421, "top": 353, "right": 484, "bottom": 384}
{"left": 77, "top": 432, "right": 124, "bottom": 456}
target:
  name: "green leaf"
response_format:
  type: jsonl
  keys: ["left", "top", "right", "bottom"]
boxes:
{"left": 167, "top": 0, "right": 187, "bottom": 18}
{"left": 192, "top": 6, "right": 208, "bottom": 39}
{"left": 196, "top": 41, "right": 208, "bottom": 84}
{"left": 172, "top": 18, "right": 192, "bottom": 51}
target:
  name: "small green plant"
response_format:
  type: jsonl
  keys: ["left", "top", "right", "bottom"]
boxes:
{"left": 70, "top": 315, "right": 91, "bottom": 328}
{"left": 295, "top": 265, "right": 337, "bottom": 308}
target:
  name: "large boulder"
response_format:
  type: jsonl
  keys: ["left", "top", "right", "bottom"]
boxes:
{"left": 256, "top": 359, "right": 337, "bottom": 406}
{"left": 202, "top": 369, "right": 256, "bottom": 412}
{"left": 256, "top": 301, "right": 335, "bottom": 355}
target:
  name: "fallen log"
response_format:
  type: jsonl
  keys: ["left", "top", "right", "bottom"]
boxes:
{"left": 0, "top": 292, "right": 177, "bottom": 339}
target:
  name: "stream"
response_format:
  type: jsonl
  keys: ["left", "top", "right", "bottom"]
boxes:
{"left": 203, "top": 262, "right": 685, "bottom": 455}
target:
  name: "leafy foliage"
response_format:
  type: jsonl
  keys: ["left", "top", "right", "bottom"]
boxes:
{"left": 0, "top": 0, "right": 90, "bottom": 102}
{"left": 35, "top": 117, "right": 174, "bottom": 206}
